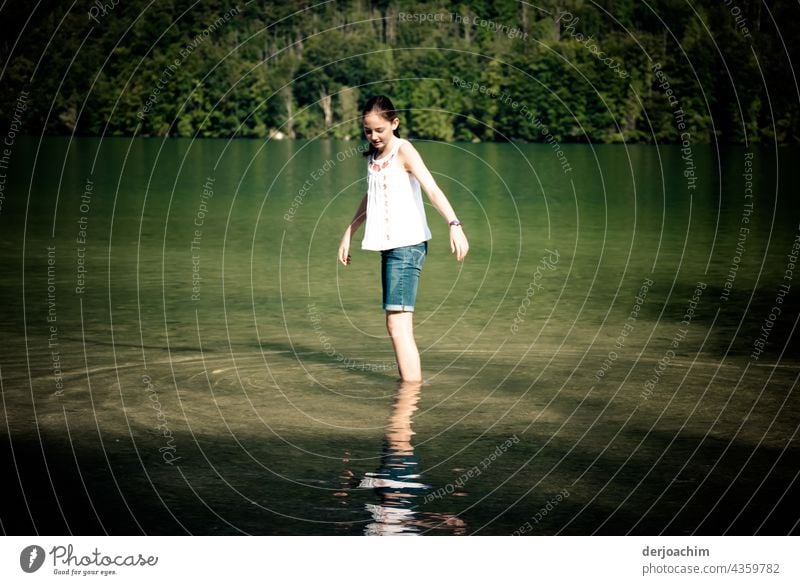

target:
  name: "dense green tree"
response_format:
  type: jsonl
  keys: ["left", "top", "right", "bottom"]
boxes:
{"left": 0, "top": 0, "right": 796, "bottom": 144}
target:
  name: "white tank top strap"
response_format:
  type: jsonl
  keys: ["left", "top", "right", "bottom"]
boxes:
{"left": 388, "top": 138, "right": 405, "bottom": 158}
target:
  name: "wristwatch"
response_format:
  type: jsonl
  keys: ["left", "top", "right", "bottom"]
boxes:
{"left": 449, "top": 220, "right": 462, "bottom": 227}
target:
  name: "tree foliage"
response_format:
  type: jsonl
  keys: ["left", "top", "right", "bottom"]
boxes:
{"left": 1, "top": 0, "right": 796, "bottom": 144}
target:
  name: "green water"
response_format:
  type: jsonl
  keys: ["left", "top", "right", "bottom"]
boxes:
{"left": 1, "top": 137, "right": 798, "bottom": 535}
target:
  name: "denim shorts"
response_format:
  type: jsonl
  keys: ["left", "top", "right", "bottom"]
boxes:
{"left": 381, "top": 241, "right": 427, "bottom": 312}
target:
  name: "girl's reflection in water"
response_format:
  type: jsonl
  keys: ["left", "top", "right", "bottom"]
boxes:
{"left": 359, "top": 381, "right": 466, "bottom": 535}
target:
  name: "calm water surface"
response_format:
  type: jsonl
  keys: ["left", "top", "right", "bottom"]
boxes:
{"left": 1, "top": 137, "right": 798, "bottom": 534}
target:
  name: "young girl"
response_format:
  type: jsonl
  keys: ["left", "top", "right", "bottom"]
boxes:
{"left": 338, "top": 95, "right": 469, "bottom": 382}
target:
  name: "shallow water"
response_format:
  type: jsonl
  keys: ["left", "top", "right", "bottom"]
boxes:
{"left": 1, "top": 137, "right": 798, "bottom": 534}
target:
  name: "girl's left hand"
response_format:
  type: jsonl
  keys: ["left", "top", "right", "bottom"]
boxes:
{"left": 450, "top": 226, "right": 469, "bottom": 262}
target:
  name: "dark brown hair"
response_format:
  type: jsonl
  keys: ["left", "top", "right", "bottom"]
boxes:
{"left": 361, "top": 95, "right": 401, "bottom": 157}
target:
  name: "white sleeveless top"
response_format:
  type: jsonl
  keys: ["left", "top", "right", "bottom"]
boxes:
{"left": 361, "top": 138, "right": 432, "bottom": 251}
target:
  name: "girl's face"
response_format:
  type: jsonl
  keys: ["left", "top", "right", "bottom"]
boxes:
{"left": 363, "top": 111, "right": 399, "bottom": 152}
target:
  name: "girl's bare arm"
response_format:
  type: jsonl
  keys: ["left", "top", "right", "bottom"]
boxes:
{"left": 399, "top": 142, "right": 469, "bottom": 261}
{"left": 338, "top": 192, "right": 367, "bottom": 265}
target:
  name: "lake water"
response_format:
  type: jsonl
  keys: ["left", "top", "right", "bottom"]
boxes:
{"left": 1, "top": 137, "right": 798, "bottom": 534}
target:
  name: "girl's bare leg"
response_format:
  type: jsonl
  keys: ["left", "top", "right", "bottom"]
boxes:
{"left": 386, "top": 311, "right": 421, "bottom": 382}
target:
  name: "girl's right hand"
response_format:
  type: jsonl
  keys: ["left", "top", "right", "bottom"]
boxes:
{"left": 338, "top": 231, "right": 351, "bottom": 266}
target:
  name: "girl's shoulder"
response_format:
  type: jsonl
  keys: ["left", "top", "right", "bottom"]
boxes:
{"left": 395, "top": 137, "right": 418, "bottom": 157}
{"left": 394, "top": 136, "right": 411, "bottom": 150}
{"left": 395, "top": 138, "right": 422, "bottom": 164}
